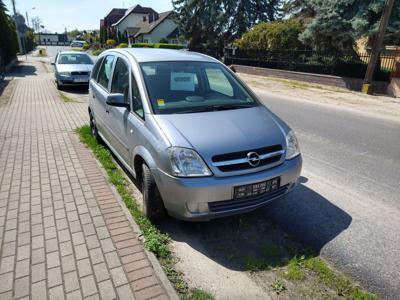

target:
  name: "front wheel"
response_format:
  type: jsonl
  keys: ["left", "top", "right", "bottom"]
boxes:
{"left": 141, "top": 163, "right": 165, "bottom": 220}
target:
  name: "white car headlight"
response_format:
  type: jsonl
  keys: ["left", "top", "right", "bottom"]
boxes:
{"left": 59, "top": 71, "right": 71, "bottom": 77}
{"left": 285, "top": 130, "right": 300, "bottom": 160}
{"left": 168, "top": 147, "right": 212, "bottom": 177}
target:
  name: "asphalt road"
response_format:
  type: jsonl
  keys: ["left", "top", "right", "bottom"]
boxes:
{"left": 255, "top": 89, "right": 400, "bottom": 299}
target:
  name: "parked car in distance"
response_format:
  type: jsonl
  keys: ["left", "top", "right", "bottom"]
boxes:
{"left": 53, "top": 51, "right": 94, "bottom": 89}
{"left": 70, "top": 40, "right": 86, "bottom": 48}
{"left": 89, "top": 48, "right": 302, "bottom": 221}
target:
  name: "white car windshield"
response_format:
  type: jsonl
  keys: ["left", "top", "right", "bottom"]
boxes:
{"left": 140, "top": 61, "right": 258, "bottom": 114}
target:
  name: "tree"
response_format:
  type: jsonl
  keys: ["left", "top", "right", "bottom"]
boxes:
{"left": 172, "top": 0, "right": 284, "bottom": 57}
{"left": 282, "top": 0, "right": 315, "bottom": 19}
{"left": 234, "top": 20, "right": 304, "bottom": 49}
{"left": 0, "top": 0, "right": 18, "bottom": 64}
{"left": 299, "top": 0, "right": 400, "bottom": 53}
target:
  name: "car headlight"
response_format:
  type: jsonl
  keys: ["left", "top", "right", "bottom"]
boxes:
{"left": 285, "top": 130, "right": 300, "bottom": 160}
{"left": 168, "top": 147, "right": 212, "bottom": 177}
{"left": 59, "top": 71, "right": 71, "bottom": 77}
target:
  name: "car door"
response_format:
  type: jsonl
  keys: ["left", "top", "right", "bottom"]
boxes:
{"left": 91, "top": 54, "right": 116, "bottom": 142}
{"left": 108, "top": 56, "right": 132, "bottom": 163}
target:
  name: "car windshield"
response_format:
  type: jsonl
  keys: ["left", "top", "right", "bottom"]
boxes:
{"left": 58, "top": 54, "right": 93, "bottom": 65}
{"left": 140, "top": 61, "right": 258, "bottom": 114}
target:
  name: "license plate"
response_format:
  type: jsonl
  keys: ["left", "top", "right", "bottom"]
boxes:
{"left": 74, "top": 78, "right": 88, "bottom": 83}
{"left": 233, "top": 177, "right": 280, "bottom": 200}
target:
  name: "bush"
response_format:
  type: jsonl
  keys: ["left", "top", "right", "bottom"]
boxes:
{"left": 116, "top": 43, "right": 128, "bottom": 48}
{"left": 91, "top": 49, "right": 105, "bottom": 56}
{"left": 131, "top": 43, "right": 155, "bottom": 48}
{"left": 106, "top": 39, "right": 116, "bottom": 47}
{"left": 155, "top": 43, "right": 186, "bottom": 49}
{"left": 130, "top": 43, "right": 185, "bottom": 49}
{"left": 235, "top": 20, "right": 304, "bottom": 50}
{"left": 82, "top": 43, "right": 90, "bottom": 50}
{"left": 0, "top": 9, "right": 18, "bottom": 64}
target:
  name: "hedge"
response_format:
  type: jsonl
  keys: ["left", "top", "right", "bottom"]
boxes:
{"left": 131, "top": 43, "right": 186, "bottom": 49}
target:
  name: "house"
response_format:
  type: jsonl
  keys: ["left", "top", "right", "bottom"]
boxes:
{"left": 35, "top": 33, "right": 68, "bottom": 45}
{"left": 103, "top": 4, "right": 180, "bottom": 45}
{"left": 100, "top": 8, "right": 127, "bottom": 42}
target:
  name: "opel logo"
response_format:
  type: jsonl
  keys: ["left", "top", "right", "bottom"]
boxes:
{"left": 247, "top": 152, "right": 261, "bottom": 167}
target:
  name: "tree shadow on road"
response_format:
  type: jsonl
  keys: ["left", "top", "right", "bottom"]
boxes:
{"left": 157, "top": 176, "right": 352, "bottom": 271}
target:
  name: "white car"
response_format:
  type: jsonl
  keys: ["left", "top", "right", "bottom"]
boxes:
{"left": 53, "top": 51, "right": 94, "bottom": 89}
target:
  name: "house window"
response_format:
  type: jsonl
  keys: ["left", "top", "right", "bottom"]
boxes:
{"left": 143, "top": 39, "right": 149, "bottom": 43}
{"left": 143, "top": 16, "right": 147, "bottom": 22}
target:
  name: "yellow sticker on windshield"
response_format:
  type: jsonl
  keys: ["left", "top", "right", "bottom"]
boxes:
{"left": 157, "top": 99, "right": 165, "bottom": 106}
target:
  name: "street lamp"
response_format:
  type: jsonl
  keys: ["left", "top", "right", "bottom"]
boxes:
{"left": 25, "top": 7, "right": 35, "bottom": 27}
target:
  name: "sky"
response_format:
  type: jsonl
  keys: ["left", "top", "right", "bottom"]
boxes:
{"left": 5, "top": 0, "right": 173, "bottom": 32}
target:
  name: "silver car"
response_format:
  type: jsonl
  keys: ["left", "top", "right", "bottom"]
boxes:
{"left": 53, "top": 51, "right": 93, "bottom": 90}
{"left": 89, "top": 48, "right": 302, "bottom": 221}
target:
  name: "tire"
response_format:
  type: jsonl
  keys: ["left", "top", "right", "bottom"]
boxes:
{"left": 89, "top": 112, "right": 102, "bottom": 143}
{"left": 56, "top": 81, "right": 63, "bottom": 90}
{"left": 141, "top": 163, "right": 165, "bottom": 220}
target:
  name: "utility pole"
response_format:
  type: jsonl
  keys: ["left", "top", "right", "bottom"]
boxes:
{"left": 11, "top": 0, "right": 24, "bottom": 54}
{"left": 362, "top": 0, "right": 395, "bottom": 94}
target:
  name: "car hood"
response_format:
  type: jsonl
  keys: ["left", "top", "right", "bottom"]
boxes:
{"left": 56, "top": 64, "right": 93, "bottom": 73}
{"left": 153, "top": 106, "right": 287, "bottom": 163}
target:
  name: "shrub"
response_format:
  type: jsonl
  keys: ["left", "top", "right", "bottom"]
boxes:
{"left": 82, "top": 43, "right": 90, "bottom": 50}
{"left": 132, "top": 43, "right": 155, "bottom": 48}
{"left": 116, "top": 43, "right": 128, "bottom": 48}
{"left": 234, "top": 20, "right": 304, "bottom": 50}
{"left": 155, "top": 43, "right": 186, "bottom": 50}
{"left": 106, "top": 39, "right": 116, "bottom": 47}
{"left": 91, "top": 49, "right": 105, "bottom": 56}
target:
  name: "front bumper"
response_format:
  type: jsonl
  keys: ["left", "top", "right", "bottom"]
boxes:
{"left": 57, "top": 76, "right": 90, "bottom": 85}
{"left": 153, "top": 155, "right": 302, "bottom": 221}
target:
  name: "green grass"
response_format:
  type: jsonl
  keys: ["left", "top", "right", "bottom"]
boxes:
{"left": 181, "top": 289, "right": 214, "bottom": 300}
{"left": 271, "top": 278, "right": 286, "bottom": 295}
{"left": 285, "top": 256, "right": 305, "bottom": 280}
{"left": 60, "top": 93, "right": 79, "bottom": 103}
{"left": 303, "top": 257, "right": 378, "bottom": 300}
{"left": 76, "top": 125, "right": 214, "bottom": 299}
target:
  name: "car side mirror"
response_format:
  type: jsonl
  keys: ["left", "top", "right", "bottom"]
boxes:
{"left": 106, "top": 93, "right": 129, "bottom": 108}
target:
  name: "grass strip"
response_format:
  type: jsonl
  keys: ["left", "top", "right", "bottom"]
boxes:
{"left": 60, "top": 93, "right": 80, "bottom": 103}
{"left": 76, "top": 125, "right": 214, "bottom": 300}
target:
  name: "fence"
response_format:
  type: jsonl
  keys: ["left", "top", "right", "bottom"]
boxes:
{"left": 224, "top": 48, "right": 400, "bottom": 81}
{"left": 37, "top": 41, "right": 70, "bottom": 46}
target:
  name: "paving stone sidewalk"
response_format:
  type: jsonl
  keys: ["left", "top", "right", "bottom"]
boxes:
{"left": 0, "top": 57, "right": 173, "bottom": 300}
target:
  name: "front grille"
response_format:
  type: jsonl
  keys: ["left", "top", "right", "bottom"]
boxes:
{"left": 71, "top": 71, "right": 89, "bottom": 76}
{"left": 211, "top": 145, "right": 284, "bottom": 172}
{"left": 209, "top": 185, "right": 289, "bottom": 213}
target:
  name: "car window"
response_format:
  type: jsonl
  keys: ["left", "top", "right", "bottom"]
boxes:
{"left": 111, "top": 58, "right": 130, "bottom": 106}
{"left": 57, "top": 54, "right": 93, "bottom": 65}
{"left": 97, "top": 55, "right": 115, "bottom": 90}
{"left": 91, "top": 57, "right": 104, "bottom": 81}
{"left": 205, "top": 68, "right": 234, "bottom": 97}
{"left": 140, "top": 61, "right": 257, "bottom": 114}
{"left": 131, "top": 73, "right": 144, "bottom": 119}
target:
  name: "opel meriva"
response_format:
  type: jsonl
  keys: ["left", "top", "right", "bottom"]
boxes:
{"left": 88, "top": 48, "right": 302, "bottom": 220}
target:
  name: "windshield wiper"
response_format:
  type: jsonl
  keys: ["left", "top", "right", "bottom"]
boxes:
{"left": 173, "top": 104, "right": 255, "bottom": 114}
{"left": 208, "top": 104, "right": 255, "bottom": 111}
